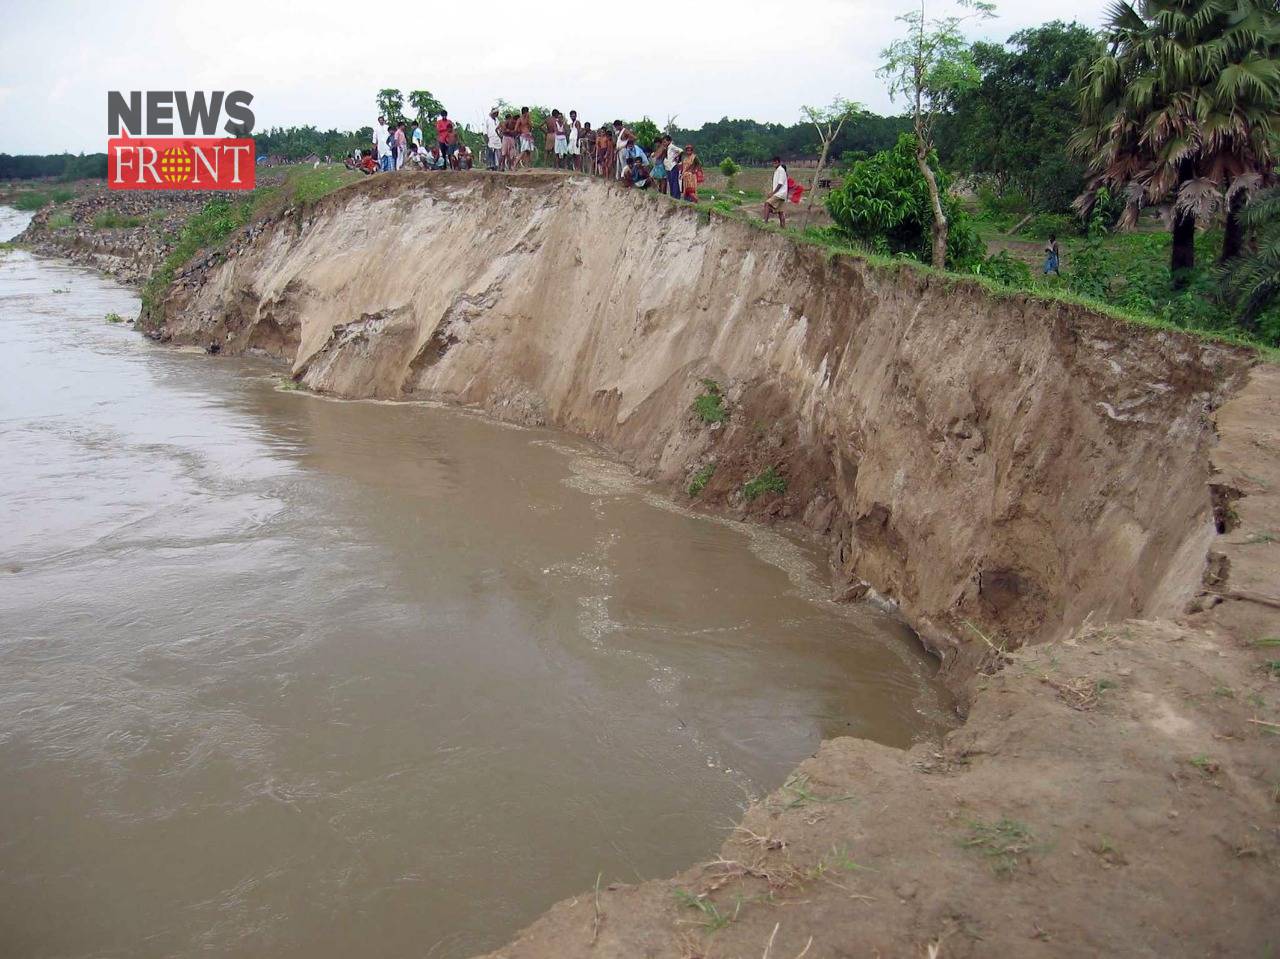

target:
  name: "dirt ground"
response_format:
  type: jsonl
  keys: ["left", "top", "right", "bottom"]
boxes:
{"left": 483, "top": 371, "right": 1280, "bottom": 959}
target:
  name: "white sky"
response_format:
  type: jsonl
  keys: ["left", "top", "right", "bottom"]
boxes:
{"left": 0, "top": 0, "right": 1110, "bottom": 155}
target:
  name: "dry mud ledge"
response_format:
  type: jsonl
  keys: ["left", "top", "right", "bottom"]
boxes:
{"left": 137, "top": 173, "right": 1278, "bottom": 956}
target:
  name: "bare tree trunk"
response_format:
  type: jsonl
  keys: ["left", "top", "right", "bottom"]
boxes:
{"left": 1170, "top": 209, "right": 1196, "bottom": 288}
{"left": 916, "top": 142, "right": 948, "bottom": 269}
{"left": 1221, "top": 189, "right": 1246, "bottom": 264}
{"left": 807, "top": 141, "right": 829, "bottom": 212}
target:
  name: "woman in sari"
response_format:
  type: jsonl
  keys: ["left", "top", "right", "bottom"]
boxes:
{"left": 679, "top": 144, "right": 702, "bottom": 202}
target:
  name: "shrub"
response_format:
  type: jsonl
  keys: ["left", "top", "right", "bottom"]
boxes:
{"left": 688, "top": 462, "right": 715, "bottom": 496}
{"left": 743, "top": 466, "right": 786, "bottom": 501}
{"left": 976, "top": 184, "right": 1028, "bottom": 222}
{"left": 970, "top": 250, "right": 1033, "bottom": 288}
{"left": 47, "top": 212, "right": 73, "bottom": 229}
{"left": 692, "top": 379, "right": 727, "bottom": 423}
{"left": 1019, "top": 212, "right": 1077, "bottom": 240}
{"left": 825, "top": 133, "right": 982, "bottom": 269}
{"left": 92, "top": 211, "right": 142, "bottom": 229}
{"left": 13, "top": 192, "right": 50, "bottom": 211}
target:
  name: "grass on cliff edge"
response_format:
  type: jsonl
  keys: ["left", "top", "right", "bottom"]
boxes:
{"left": 141, "top": 164, "right": 361, "bottom": 315}
{"left": 684, "top": 197, "right": 1280, "bottom": 362}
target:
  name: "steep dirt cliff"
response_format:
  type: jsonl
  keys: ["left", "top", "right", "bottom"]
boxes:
{"left": 151, "top": 172, "right": 1254, "bottom": 668}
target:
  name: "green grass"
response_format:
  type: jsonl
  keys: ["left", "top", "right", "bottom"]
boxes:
{"left": 774, "top": 772, "right": 855, "bottom": 809}
{"left": 285, "top": 165, "right": 362, "bottom": 204}
{"left": 12, "top": 191, "right": 50, "bottom": 211}
{"left": 92, "top": 211, "right": 142, "bottom": 229}
{"left": 960, "top": 818, "right": 1037, "bottom": 878}
{"left": 743, "top": 466, "right": 786, "bottom": 501}
{"left": 688, "top": 462, "right": 715, "bottom": 497}
{"left": 104, "top": 312, "right": 125, "bottom": 324}
{"left": 692, "top": 378, "right": 727, "bottom": 424}
{"left": 1188, "top": 755, "right": 1221, "bottom": 776}
{"left": 141, "top": 197, "right": 254, "bottom": 314}
{"left": 1263, "top": 660, "right": 1280, "bottom": 677}
{"left": 1253, "top": 637, "right": 1280, "bottom": 648}
{"left": 50, "top": 187, "right": 75, "bottom": 204}
{"left": 674, "top": 889, "right": 738, "bottom": 931}
{"left": 665, "top": 188, "right": 1280, "bottom": 361}
{"left": 47, "top": 212, "right": 73, "bottom": 229}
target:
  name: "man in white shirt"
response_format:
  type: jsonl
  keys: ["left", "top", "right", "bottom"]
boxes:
{"left": 375, "top": 116, "right": 392, "bottom": 172}
{"left": 764, "top": 155, "right": 788, "bottom": 227}
{"left": 666, "top": 139, "right": 682, "bottom": 197}
{"left": 483, "top": 107, "right": 501, "bottom": 171}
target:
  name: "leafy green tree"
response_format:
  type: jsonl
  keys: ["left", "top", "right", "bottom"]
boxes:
{"left": 879, "top": 0, "right": 996, "bottom": 268}
{"left": 800, "top": 97, "right": 863, "bottom": 210}
{"left": 1070, "top": 0, "right": 1280, "bottom": 284}
{"left": 628, "top": 117, "right": 662, "bottom": 148}
{"left": 376, "top": 89, "right": 405, "bottom": 123}
{"left": 940, "top": 21, "right": 1102, "bottom": 212}
{"left": 826, "top": 133, "right": 982, "bottom": 267}
{"left": 408, "top": 90, "right": 445, "bottom": 124}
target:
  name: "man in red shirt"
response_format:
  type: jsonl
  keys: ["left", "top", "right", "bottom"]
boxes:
{"left": 435, "top": 111, "right": 456, "bottom": 167}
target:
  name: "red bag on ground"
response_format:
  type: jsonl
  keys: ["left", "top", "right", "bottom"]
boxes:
{"left": 786, "top": 177, "right": 805, "bottom": 204}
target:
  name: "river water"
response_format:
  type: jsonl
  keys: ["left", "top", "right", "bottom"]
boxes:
{"left": 0, "top": 206, "right": 950, "bottom": 958}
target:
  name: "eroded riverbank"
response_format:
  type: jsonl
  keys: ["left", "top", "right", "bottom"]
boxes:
{"left": 8, "top": 178, "right": 1280, "bottom": 957}
{"left": 0, "top": 242, "right": 949, "bottom": 958}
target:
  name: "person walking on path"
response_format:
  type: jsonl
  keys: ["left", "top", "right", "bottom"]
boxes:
{"left": 763, "top": 156, "right": 788, "bottom": 226}
{"left": 1044, "top": 235, "right": 1062, "bottom": 275}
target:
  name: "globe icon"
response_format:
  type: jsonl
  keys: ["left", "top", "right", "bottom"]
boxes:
{"left": 159, "top": 145, "right": 193, "bottom": 185}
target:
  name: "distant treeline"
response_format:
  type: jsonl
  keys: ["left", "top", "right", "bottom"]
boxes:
{"left": 0, "top": 153, "right": 108, "bottom": 181}
{"left": 668, "top": 114, "right": 912, "bottom": 166}
{"left": 244, "top": 113, "right": 913, "bottom": 167}
{"left": 2, "top": 112, "right": 910, "bottom": 177}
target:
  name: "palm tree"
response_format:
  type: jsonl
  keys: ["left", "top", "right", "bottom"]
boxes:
{"left": 1070, "top": 0, "right": 1280, "bottom": 286}
{"left": 1220, "top": 185, "right": 1280, "bottom": 331}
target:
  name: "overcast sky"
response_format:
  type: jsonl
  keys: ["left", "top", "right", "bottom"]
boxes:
{"left": 0, "top": 0, "right": 1111, "bottom": 155}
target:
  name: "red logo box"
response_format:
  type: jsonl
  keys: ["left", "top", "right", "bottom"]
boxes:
{"left": 108, "top": 136, "right": 255, "bottom": 190}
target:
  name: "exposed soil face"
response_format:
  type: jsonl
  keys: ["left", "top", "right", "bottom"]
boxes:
{"left": 124, "top": 173, "right": 1279, "bottom": 955}
{"left": 151, "top": 173, "right": 1254, "bottom": 666}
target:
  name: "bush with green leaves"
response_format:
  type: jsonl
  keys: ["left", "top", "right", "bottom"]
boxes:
{"left": 826, "top": 134, "right": 982, "bottom": 268}
{"left": 1019, "top": 213, "right": 1077, "bottom": 240}
{"left": 692, "top": 379, "right": 727, "bottom": 424}
{"left": 688, "top": 462, "right": 716, "bottom": 496}
{"left": 743, "top": 466, "right": 786, "bottom": 501}
{"left": 970, "top": 250, "right": 1033, "bottom": 288}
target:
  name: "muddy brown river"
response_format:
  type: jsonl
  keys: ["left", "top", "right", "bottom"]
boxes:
{"left": 0, "top": 208, "right": 950, "bottom": 958}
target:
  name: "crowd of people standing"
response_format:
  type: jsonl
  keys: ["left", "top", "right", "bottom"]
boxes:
{"left": 351, "top": 105, "right": 798, "bottom": 221}
{"left": 479, "top": 108, "right": 705, "bottom": 201}
{"left": 353, "top": 107, "right": 708, "bottom": 201}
